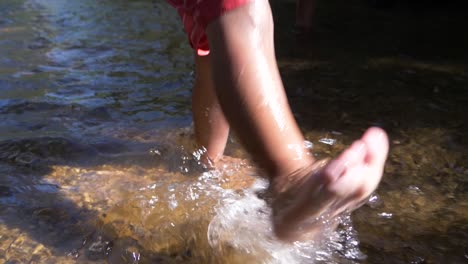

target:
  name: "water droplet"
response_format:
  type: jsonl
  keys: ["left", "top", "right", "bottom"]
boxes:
{"left": 86, "top": 235, "right": 112, "bottom": 260}
{"left": 318, "top": 138, "right": 336, "bottom": 145}
{"left": 186, "top": 186, "right": 199, "bottom": 201}
{"left": 303, "top": 140, "right": 313, "bottom": 149}
{"left": 168, "top": 193, "right": 178, "bottom": 210}
{"left": 167, "top": 184, "right": 176, "bottom": 192}
{"left": 378, "top": 212, "right": 393, "bottom": 219}
{"left": 148, "top": 195, "right": 158, "bottom": 205}
{"left": 67, "top": 249, "right": 80, "bottom": 259}
{"left": 408, "top": 185, "right": 423, "bottom": 195}
{"left": 192, "top": 147, "right": 207, "bottom": 161}
{"left": 410, "top": 256, "right": 425, "bottom": 264}
{"left": 130, "top": 251, "right": 141, "bottom": 263}
{"left": 149, "top": 148, "right": 161, "bottom": 156}
{"left": 367, "top": 194, "right": 382, "bottom": 208}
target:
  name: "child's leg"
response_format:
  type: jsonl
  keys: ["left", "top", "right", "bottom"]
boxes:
{"left": 206, "top": 0, "right": 313, "bottom": 178}
{"left": 205, "top": 0, "right": 389, "bottom": 241}
{"left": 296, "top": 0, "right": 316, "bottom": 32}
{"left": 192, "top": 54, "right": 230, "bottom": 164}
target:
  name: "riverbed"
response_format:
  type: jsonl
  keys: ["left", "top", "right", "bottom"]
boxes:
{"left": 0, "top": 0, "right": 466, "bottom": 263}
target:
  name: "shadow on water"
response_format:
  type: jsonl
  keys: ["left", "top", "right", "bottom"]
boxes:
{"left": 0, "top": 102, "right": 197, "bottom": 261}
{"left": 271, "top": 0, "right": 468, "bottom": 263}
{"left": 0, "top": 100, "right": 271, "bottom": 263}
{"left": 0, "top": 98, "right": 257, "bottom": 263}
{"left": 0, "top": 0, "right": 214, "bottom": 262}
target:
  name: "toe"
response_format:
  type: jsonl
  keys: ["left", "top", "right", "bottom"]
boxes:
{"left": 326, "top": 127, "right": 389, "bottom": 199}
{"left": 323, "top": 139, "right": 367, "bottom": 182}
{"left": 361, "top": 127, "right": 389, "bottom": 170}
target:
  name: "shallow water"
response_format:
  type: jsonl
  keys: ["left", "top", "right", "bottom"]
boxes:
{"left": 0, "top": 0, "right": 467, "bottom": 263}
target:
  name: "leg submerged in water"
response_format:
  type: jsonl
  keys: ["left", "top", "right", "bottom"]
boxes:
{"left": 184, "top": 0, "right": 389, "bottom": 241}
{"left": 192, "top": 54, "right": 230, "bottom": 166}
{"left": 271, "top": 127, "right": 388, "bottom": 241}
{"left": 296, "top": 0, "right": 316, "bottom": 33}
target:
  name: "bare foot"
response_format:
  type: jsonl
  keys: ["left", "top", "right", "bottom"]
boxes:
{"left": 271, "top": 127, "right": 389, "bottom": 242}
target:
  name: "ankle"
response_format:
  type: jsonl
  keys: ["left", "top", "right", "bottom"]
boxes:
{"left": 269, "top": 158, "right": 328, "bottom": 195}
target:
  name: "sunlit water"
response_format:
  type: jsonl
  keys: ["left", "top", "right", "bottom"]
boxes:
{"left": 1, "top": 0, "right": 467, "bottom": 263}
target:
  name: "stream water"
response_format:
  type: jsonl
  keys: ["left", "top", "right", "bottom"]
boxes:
{"left": 0, "top": 0, "right": 467, "bottom": 263}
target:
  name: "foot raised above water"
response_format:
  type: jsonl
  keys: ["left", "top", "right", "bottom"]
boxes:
{"left": 271, "top": 127, "right": 389, "bottom": 242}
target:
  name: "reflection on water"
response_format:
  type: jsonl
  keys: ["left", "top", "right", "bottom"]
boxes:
{"left": 0, "top": 0, "right": 467, "bottom": 263}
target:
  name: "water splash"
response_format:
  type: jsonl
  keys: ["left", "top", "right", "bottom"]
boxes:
{"left": 318, "top": 138, "right": 336, "bottom": 146}
{"left": 367, "top": 193, "right": 382, "bottom": 208}
{"left": 377, "top": 212, "right": 393, "bottom": 219}
{"left": 207, "top": 178, "right": 366, "bottom": 263}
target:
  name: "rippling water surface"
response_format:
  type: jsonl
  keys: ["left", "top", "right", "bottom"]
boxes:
{"left": 0, "top": 0, "right": 467, "bottom": 263}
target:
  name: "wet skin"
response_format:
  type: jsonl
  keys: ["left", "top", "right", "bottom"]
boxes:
{"left": 192, "top": 0, "right": 390, "bottom": 241}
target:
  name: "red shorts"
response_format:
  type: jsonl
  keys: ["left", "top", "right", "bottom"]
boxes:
{"left": 167, "top": 0, "right": 252, "bottom": 56}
